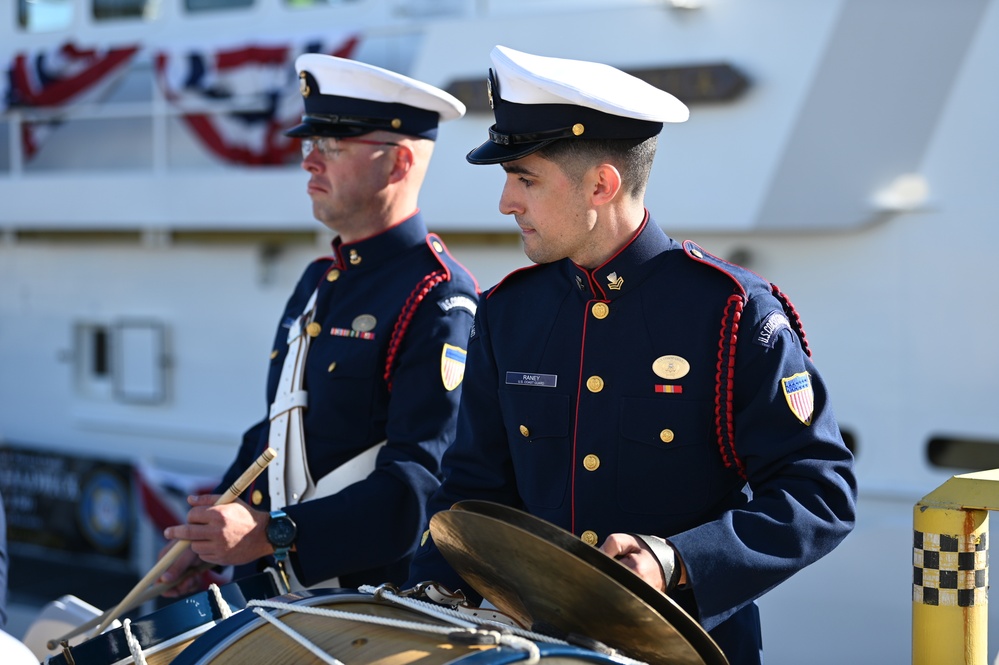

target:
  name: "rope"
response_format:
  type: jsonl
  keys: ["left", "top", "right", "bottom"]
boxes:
{"left": 121, "top": 618, "right": 149, "bottom": 665}
{"left": 361, "top": 584, "right": 567, "bottom": 645}
{"left": 250, "top": 607, "right": 344, "bottom": 665}
{"left": 247, "top": 589, "right": 552, "bottom": 665}
{"left": 246, "top": 599, "right": 462, "bottom": 637}
{"left": 209, "top": 583, "right": 233, "bottom": 620}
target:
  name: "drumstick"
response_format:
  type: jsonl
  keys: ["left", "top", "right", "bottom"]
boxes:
{"left": 90, "top": 447, "right": 277, "bottom": 637}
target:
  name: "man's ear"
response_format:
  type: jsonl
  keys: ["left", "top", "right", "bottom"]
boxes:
{"left": 388, "top": 143, "right": 414, "bottom": 183}
{"left": 590, "top": 163, "right": 623, "bottom": 206}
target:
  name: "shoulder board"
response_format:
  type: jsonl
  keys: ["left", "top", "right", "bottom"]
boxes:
{"left": 486, "top": 263, "right": 547, "bottom": 299}
{"left": 681, "top": 240, "right": 773, "bottom": 298}
{"left": 423, "top": 233, "right": 480, "bottom": 292}
{"left": 683, "top": 241, "right": 811, "bottom": 357}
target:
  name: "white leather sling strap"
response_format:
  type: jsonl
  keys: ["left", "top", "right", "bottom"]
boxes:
{"left": 268, "top": 287, "right": 319, "bottom": 510}
{"left": 266, "top": 283, "right": 386, "bottom": 591}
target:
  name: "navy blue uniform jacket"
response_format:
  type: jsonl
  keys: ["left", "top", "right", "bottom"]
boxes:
{"left": 221, "top": 213, "right": 479, "bottom": 589}
{"left": 407, "top": 215, "right": 856, "bottom": 665}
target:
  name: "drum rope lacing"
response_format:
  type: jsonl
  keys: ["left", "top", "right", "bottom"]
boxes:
{"left": 361, "top": 585, "right": 647, "bottom": 665}
{"left": 242, "top": 584, "right": 578, "bottom": 665}
{"left": 121, "top": 618, "right": 149, "bottom": 665}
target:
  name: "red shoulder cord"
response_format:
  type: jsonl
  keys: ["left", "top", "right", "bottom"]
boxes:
{"left": 715, "top": 293, "right": 747, "bottom": 479}
{"left": 770, "top": 283, "right": 811, "bottom": 357}
{"left": 383, "top": 270, "right": 448, "bottom": 390}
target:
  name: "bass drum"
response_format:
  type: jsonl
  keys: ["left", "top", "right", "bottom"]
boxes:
{"left": 47, "top": 572, "right": 280, "bottom": 665}
{"left": 172, "top": 587, "right": 630, "bottom": 665}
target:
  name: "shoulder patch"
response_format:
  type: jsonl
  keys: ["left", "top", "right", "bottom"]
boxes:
{"left": 438, "top": 294, "right": 477, "bottom": 317}
{"left": 755, "top": 309, "right": 792, "bottom": 349}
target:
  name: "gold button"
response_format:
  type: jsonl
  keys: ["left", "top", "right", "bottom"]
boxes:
{"left": 691, "top": 248, "right": 703, "bottom": 259}
{"left": 586, "top": 376, "right": 604, "bottom": 393}
{"left": 251, "top": 489, "right": 263, "bottom": 506}
{"left": 519, "top": 425, "right": 530, "bottom": 438}
{"left": 269, "top": 350, "right": 278, "bottom": 359}
{"left": 580, "top": 530, "right": 598, "bottom": 546}
{"left": 591, "top": 302, "right": 609, "bottom": 319}
{"left": 306, "top": 322, "right": 322, "bottom": 337}
{"left": 328, "top": 362, "right": 337, "bottom": 373}
{"left": 572, "top": 123, "right": 585, "bottom": 136}
{"left": 583, "top": 454, "right": 600, "bottom": 471}
{"left": 327, "top": 269, "right": 340, "bottom": 282}
{"left": 432, "top": 240, "right": 443, "bottom": 252}
{"left": 660, "top": 429, "right": 675, "bottom": 443}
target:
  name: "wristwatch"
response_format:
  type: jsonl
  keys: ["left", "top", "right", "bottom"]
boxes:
{"left": 266, "top": 509, "right": 297, "bottom": 562}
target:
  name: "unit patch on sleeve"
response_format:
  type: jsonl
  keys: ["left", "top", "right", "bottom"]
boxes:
{"left": 781, "top": 371, "right": 814, "bottom": 426}
{"left": 756, "top": 310, "right": 792, "bottom": 349}
{"left": 438, "top": 295, "right": 477, "bottom": 317}
{"left": 441, "top": 343, "right": 467, "bottom": 391}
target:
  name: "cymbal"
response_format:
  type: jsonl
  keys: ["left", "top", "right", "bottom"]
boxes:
{"left": 429, "top": 500, "right": 728, "bottom": 665}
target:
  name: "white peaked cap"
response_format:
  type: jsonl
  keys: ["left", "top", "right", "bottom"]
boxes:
{"left": 467, "top": 45, "right": 688, "bottom": 164}
{"left": 286, "top": 54, "right": 465, "bottom": 140}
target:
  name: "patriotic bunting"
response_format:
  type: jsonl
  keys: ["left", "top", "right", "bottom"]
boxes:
{"left": 154, "top": 34, "right": 359, "bottom": 165}
{"left": 2, "top": 33, "right": 361, "bottom": 164}
{"left": 3, "top": 41, "right": 140, "bottom": 159}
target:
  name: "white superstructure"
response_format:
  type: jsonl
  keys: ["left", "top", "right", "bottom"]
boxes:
{"left": 2, "top": 1, "right": 999, "bottom": 662}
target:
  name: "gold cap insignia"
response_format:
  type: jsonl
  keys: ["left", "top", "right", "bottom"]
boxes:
{"left": 299, "top": 72, "right": 310, "bottom": 98}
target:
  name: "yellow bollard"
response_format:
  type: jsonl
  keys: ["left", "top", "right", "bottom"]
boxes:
{"left": 912, "top": 503, "right": 988, "bottom": 664}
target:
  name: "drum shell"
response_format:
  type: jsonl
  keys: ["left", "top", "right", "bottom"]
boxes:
{"left": 47, "top": 573, "right": 279, "bottom": 665}
{"left": 172, "top": 589, "right": 626, "bottom": 665}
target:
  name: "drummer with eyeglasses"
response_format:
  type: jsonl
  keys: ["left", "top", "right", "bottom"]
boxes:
{"left": 159, "top": 53, "right": 479, "bottom": 595}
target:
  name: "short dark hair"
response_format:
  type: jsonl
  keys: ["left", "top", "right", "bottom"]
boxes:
{"left": 536, "top": 135, "right": 658, "bottom": 198}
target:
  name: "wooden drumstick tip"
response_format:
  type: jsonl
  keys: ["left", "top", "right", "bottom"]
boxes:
{"left": 222, "top": 447, "right": 277, "bottom": 501}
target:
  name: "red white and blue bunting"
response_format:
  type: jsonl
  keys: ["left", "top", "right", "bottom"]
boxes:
{"left": 1, "top": 33, "right": 359, "bottom": 164}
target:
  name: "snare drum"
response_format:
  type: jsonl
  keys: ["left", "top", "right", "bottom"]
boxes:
{"left": 171, "top": 587, "right": 640, "bottom": 665}
{"left": 47, "top": 572, "right": 280, "bottom": 665}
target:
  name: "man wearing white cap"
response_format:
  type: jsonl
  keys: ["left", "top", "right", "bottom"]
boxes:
{"left": 407, "top": 46, "right": 856, "bottom": 664}
{"left": 161, "top": 54, "right": 479, "bottom": 593}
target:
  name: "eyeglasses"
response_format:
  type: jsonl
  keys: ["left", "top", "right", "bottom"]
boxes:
{"left": 300, "top": 136, "right": 400, "bottom": 160}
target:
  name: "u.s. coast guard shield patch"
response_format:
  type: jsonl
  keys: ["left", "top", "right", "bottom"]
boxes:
{"left": 781, "top": 371, "right": 814, "bottom": 426}
{"left": 441, "top": 344, "right": 467, "bottom": 391}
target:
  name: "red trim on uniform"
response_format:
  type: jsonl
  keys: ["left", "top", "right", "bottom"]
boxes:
{"left": 771, "top": 283, "right": 811, "bottom": 358}
{"left": 569, "top": 302, "right": 596, "bottom": 534}
{"left": 715, "top": 294, "right": 746, "bottom": 479}
{"left": 384, "top": 270, "right": 448, "bottom": 390}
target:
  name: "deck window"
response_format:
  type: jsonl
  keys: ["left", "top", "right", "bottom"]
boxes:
{"left": 93, "top": 0, "right": 160, "bottom": 20}
{"left": 185, "top": 0, "right": 254, "bottom": 12}
{"left": 17, "top": 0, "right": 74, "bottom": 32}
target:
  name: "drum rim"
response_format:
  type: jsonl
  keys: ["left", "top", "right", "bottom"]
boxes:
{"left": 46, "top": 572, "right": 279, "bottom": 665}
{"left": 169, "top": 588, "right": 364, "bottom": 665}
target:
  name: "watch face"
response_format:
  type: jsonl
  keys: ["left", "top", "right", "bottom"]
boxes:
{"left": 267, "top": 515, "right": 297, "bottom": 548}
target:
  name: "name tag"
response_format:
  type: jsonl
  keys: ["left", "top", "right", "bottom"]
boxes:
{"left": 506, "top": 372, "right": 557, "bottom": 388}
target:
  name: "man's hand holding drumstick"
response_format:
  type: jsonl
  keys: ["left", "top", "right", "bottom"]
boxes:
{"left": 158, "top": 491, "right": 280, "bottom": 597}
